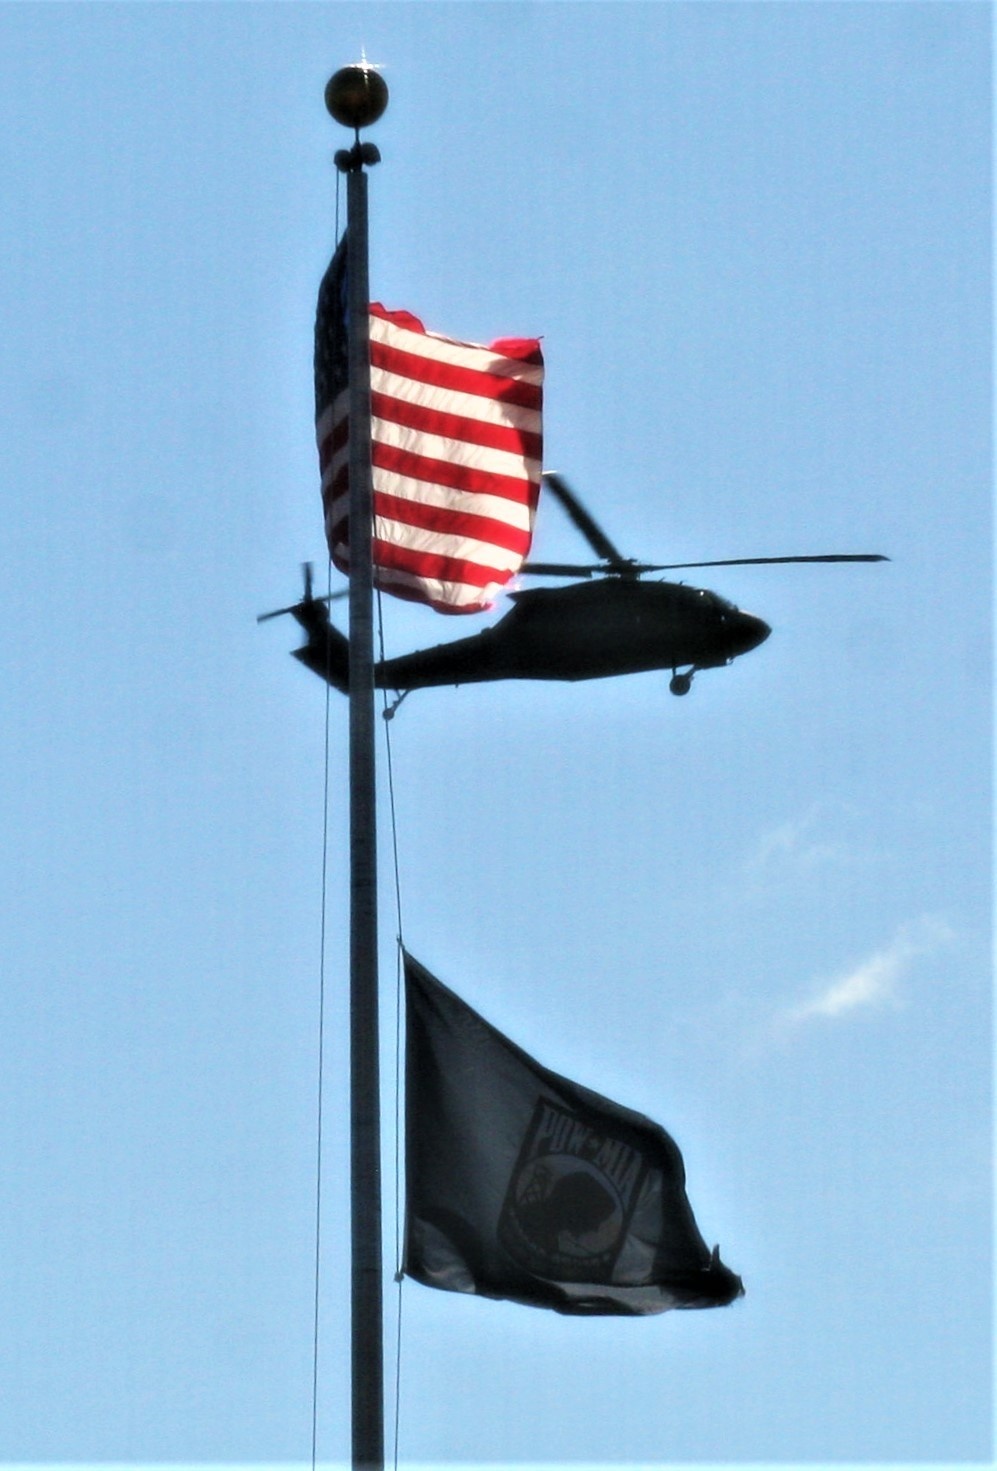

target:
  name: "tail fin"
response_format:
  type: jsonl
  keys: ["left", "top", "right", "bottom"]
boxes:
{"left": 291, "top": 605, "right": 350, "bottom": 694}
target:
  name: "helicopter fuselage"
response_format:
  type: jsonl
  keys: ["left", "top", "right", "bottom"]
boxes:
{"left": 292, "top": 576, "right": 770, "bottom": 695}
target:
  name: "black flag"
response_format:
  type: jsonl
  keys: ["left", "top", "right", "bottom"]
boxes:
{"left": 403, "top": 953, "right": 743, "bottom": 1316}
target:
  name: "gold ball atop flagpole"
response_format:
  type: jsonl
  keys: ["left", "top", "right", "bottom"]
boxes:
{"left": 325, "top": 63, "right": 388, "bottom": 131}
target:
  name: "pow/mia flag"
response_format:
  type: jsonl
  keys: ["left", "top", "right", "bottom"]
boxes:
{"left": 403, "top": 953, "right": 743, "bottom": 1316}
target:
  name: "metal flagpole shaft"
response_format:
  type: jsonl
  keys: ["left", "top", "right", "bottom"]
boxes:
{"left": 326, "top": 63, "right": 389, "bottom": 1471}
{"left": 346, "top": 162, "right": 383, "bottom": 1471}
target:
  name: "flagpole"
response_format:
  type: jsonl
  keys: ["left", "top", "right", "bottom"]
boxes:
{"left": 326, "top": 63, "right": 389, "bottom": 1471}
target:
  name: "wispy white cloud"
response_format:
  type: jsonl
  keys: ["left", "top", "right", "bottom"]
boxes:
{"left": 781, "top": 915, "right": 955, "bottom": 1028}
{"left": 745, "top": 801, "right": 866, "bottom": 883}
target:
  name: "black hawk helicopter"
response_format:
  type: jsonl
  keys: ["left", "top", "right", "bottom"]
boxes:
{"left": 260, "top": 472, "right": 886, "bottom": 701}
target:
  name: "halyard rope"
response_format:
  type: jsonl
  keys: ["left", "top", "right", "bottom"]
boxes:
{"left": 376, "top": 588, "right": 407, "bottom": 1471}
{"left": 311, "top": 558, "right": 335, "bottom": 1471}
{"left": 311, "top": 584, "right": 408, "bottom": 1471}
{"left": 310, "top": 184, "right": 342, "bottom": 1471}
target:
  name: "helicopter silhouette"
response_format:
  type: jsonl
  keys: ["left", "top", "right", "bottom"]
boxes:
{"left": 260, "top": 472, "right": 886, "bottom": 702}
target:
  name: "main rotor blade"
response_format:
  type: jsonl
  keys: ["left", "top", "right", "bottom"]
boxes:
{"left": 257, "top": 589, "right": 348, "bottom": 623}
{"left": 519, "top": 552, "right": 889, "bottom": 580}
{"left": 540, "top": 472, "right": 630, "bottom": 568}
{"left": 519, "top": 560, "right": 599, "bottom": 578}
{"left": 634, "top": 553, "right": 890, "bottom": 571}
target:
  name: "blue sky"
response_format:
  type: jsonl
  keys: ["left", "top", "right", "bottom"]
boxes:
{"left": 0, "top": 3, "right": 991, "bottom": 1467}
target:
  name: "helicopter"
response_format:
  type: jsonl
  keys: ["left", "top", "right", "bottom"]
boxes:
{"left": 260, "top": 472, "right": 887, "bottom": 702}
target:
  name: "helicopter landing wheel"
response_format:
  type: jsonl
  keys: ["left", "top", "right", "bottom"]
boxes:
{"left": 669, "top": 671, "right": 693, "bottom": 697}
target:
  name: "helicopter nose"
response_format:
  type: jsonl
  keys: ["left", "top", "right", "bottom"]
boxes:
{"left": 732, "top": 611, "right": 771, "bottom": 657}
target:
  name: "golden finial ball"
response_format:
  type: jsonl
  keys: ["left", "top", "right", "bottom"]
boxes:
{"left": 324, "top": 65, "right": 389, "bottom": 130}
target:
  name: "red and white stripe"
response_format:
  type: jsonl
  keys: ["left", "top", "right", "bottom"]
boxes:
{"left": 319, "top": 306, "right": 543, "bottom": 613}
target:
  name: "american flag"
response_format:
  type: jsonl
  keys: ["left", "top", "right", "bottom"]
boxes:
{"left": 315, "top": 238, "right": 544, "bottom": 613}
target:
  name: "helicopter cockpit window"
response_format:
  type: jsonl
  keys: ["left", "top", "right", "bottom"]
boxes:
{"left": 698, "top": 589, "right": 737, "bottom": 613}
